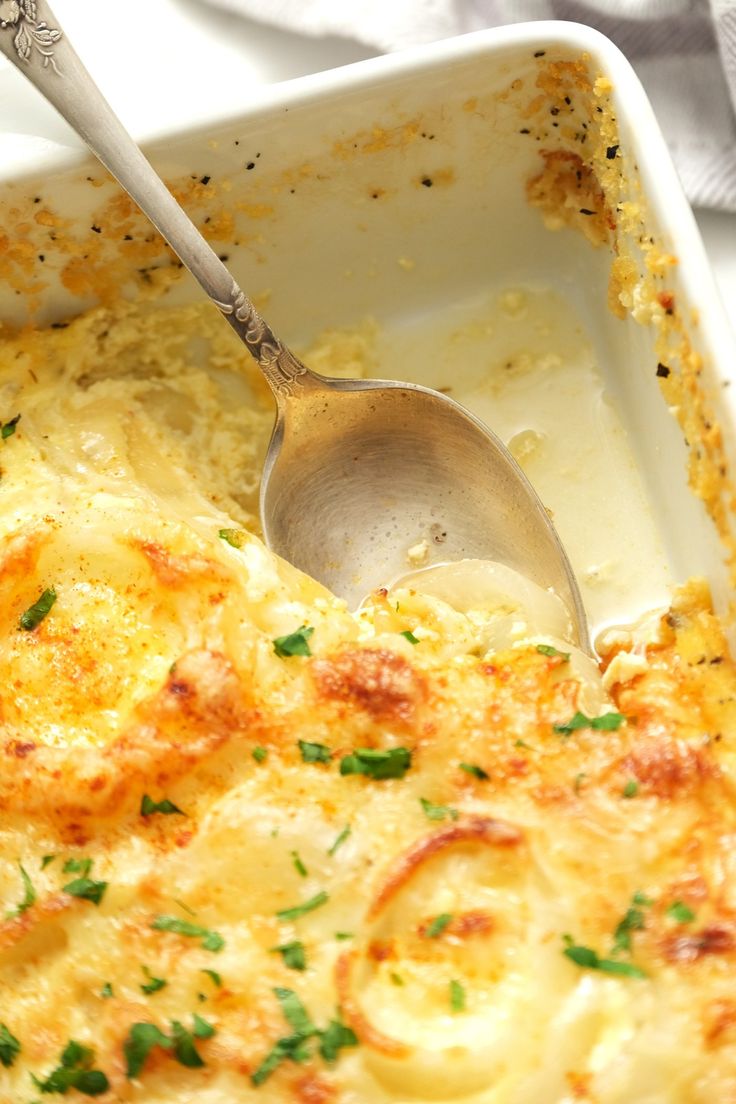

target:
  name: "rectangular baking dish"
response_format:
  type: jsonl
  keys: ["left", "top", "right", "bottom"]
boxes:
{"left": 1, "top": 20, "right": 734, "bottom": 642}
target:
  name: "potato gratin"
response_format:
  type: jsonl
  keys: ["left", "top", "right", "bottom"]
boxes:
{"left": 1, "top": 297, "right": 736, "bottom": 1104}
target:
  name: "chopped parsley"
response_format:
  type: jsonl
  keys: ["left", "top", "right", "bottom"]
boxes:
{"left": 1, "top": 414, "right": 20, "bottom": 440}
{"left": 124, "top": 1023, "right": 171, "bottom": 1079}
{"left": 123, "top": 1016, "right": 216, "bottom": 1079}
{"left": 666, "top": 900, "right": 696, "bottom": 924}
{"left": 536, "top": 643, "right": 570, "bottom": 660}
{"left": 319, "top": 1019, "right": 358, "bottom": 1063}
{"left": 100, "top": 983, "right": 114, "bottom": 999}
{"left": 340, "top": 747, "right": 411, "bottom": 780}
{"left": 201, "top": 969, "right": 222, "bottom": 988}
{"left": 334, "top": 931, "right": 353, "bottom": 941}
{"left": 0, "top": 1022, "right": 20, "bottom": 1068}
{"left": 140, "top": 966, "right": 167, "bottom": 995}
{"left": 562, "top": 936, "right": 647, "bottom": 978}
{"left": 611, "top": 892, "right": 652, "bottom": 956}
{"left": 63, "top": 877, "right": 107, "bottom": 907}
{"left": 425, "top": 913, "right": 453, "bottom": 939}
{"left": 170, "top": 1020, "right": 205, "bottom": 1069}
{"left": 291, "top": 851, "right": 308, "bottom": 878}
{"left": 6, "top": 862, "right": 36, "bottom": 919}
{"left": 419, "top": 797, "right": 458, "bottom": 822}
{"left": 459, "top": 762, "right": 489, "bottom": 780}
{"left": 271, "top": 940, "right": 307, "bottom": 971}
{"left": 553, "top": 711, "right": 625, "bottom": 736}
{"left": 450, "top": 979, "right": 466, "bottom": 1012}
{"left": 276, "top": 891, "right": 328, "bottom": 922}
{"left": 273, "top": 625, "right": 314, "bottom": 658}
{"left": 275, "top": 987, "right": 315, "bottom": 1035}
{"left": 251, "top": 989, "right": 357, "bottom": 1086}
{"left": 327, "top": 825, "right": 351, "bottom": 856}
{"left": 400, "top": 630, "right": 420, "bottom": 645}
{"left": 140, "top": 795, "right": 184, "bottom": 816}
{"left": 151, "top": 915, "right": 224, "bottom": 952}
{"left": 218, "top": 528, "right": 246, "bottom": 549}
{"left": 298, "top": 740, "right": 332, "bottom": 763}
{"left": 252, "top": 746, "right": 268, "bottom": 763}
{"left": 31, "top": 1040, "right": 109, "bottom": 1096}
{"left": 622, "top": 780, "right": 639, "bottom": 798}
{"left": 41, "top": 855, "right": 57, "bottom": 870}
{"left": 19, "top": 587, "right": 56, "bottom": 631}
{"left": 63, "top": 858, "right": 92, "bottom": 878}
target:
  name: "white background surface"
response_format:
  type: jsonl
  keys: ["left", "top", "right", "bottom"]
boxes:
{"left": 1, "top": 0, "right": 734, "bottom": 331}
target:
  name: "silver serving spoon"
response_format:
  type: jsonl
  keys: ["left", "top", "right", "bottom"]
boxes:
{"left": 0, "top": 3, "right": 589, "bottom": 648}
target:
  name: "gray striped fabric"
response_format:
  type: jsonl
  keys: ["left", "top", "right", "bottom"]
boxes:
{"left": 204, "top": 0, "right": 736, "bottom": 211}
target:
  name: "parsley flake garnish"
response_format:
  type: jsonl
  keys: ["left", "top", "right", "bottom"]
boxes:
{"left": 140, "top": 966, "right": 167, "bottom": 995}
{"left": 123, "top": 1023, "right": 171, "bottom": 1079}
{"left": 41, "top": 855, "right": 57, "bottom": 870}
{"left": 1, "top": 414, "right": 20, "bottom": 440}
{"left": 536, "top": 643, "right": 570, "bottom": 660}
{"left": 622, "top": 780, "right": 639, "bottom": 798}
{"left": 170, "top": 1020, "right": 205, "bottom": 1069}
{"left": 201, "top": 968, "right": 222, "bottom": 988}
{"left": 271, "top": 941, "right": 307, "bottom": 971}
{"left": 32, "top": 1040, "right": 109, "bottom": 1096}
{"left": 273, "top": 625, "right": 314, "bottom": 658}
{"left": 276, "top": 891, "right": 329, "bottom": 922}
{"left": 400, "top": 629, "right": 420, "bottom": 645}
{"left": 459, "top": 762, "right": 489, "bottom": 780}
{"left": 6, "top": 862, "right": 36, "bottom": 919}
{"left": 562, "top": 936, "right": 647, "bottom": 978}
{"left": 319, "top": 1019, "right": 358, "bottom": 1063}
{"left": 327, "top": 825, "right": 351, "bottom": 856}
{"left": 218, "top": 528, "right": 246, "bottom": 549}
{"left": 450, "top": 979, "right": 466, "bottom": 1012}
{"left": 123, "top": 1016, "right": 216, "bottom": 1079}
{"left": 425, "top": 913, "right": 453, "bottom": 939}
{"left": 666, "top": 900, "right": 696, "bottom": 924}
{"left": 100, "top": 983, "right": 113, "bottom": 999}
{"left": 252, "top": 746, "right": 268, "bottom": 763}
{"left": 419, "top": 797, "right": 458, "bottom": 822}
{"left": 63, "top": 858, "right": 92, "bottom": 877}
{"left": 63, "top": 877, "right": 107, "bottom": 907}
{"left": 140, "top": 795, "right": 184, "bottom": 816}
{"left": 298, "top": 740, "right": 332, "bottom": 763}
{"left": 151, "top": 915, "right": 225, "bottom": 952}
{"left": 0, "top": 1022, "right": 20, "bottom": 1068}
{"left": 340, "top": 747, "right": 411, "bottom": 780}
{"left": 611, "top": 892, "right": 652, "bottom": 956}
{"left": 250, "top": 990, "right": 357, "bottom": 1086}
{"left": 19, "top": 587, "right": 56, "bottom": 631}
{"left": 291, "top": 851, "right": 308, "bottom": 877}
{"left": 192, "top": 1014, "right": 215, "bottom": 1039}
{"left": 390, "top": 971, "right": 404, "bottom": 986}
{"left": 553, "top": 711, "right": 625, "bottom": 736}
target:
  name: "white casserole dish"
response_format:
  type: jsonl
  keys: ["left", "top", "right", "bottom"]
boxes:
{"left": 0, "top": 20, "right": 734, "bottom": 640}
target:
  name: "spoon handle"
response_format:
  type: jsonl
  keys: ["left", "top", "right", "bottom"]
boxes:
{"left": 0, "top": 1, "right": 315, "bottom": 403}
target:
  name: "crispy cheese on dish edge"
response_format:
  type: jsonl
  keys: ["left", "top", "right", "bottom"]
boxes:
{"left": 0, "top": 302, "right": 736, "bottom": 1104}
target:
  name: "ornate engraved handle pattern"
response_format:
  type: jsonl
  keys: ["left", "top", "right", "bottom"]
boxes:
{"left": 0, "top": 0, "right": 318, "bottom": 406}
{"left": 212, "top": 282, "right": 309, "bottom": 399}
{"left": 0, "top": 0, "right": 62, "bottom": 73}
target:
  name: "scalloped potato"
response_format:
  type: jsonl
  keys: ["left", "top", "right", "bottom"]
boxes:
{"left": 1, "top": 296, "right": 736, "bottom": 1104}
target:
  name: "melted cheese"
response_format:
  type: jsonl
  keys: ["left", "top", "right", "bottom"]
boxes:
{"left": 1, "top": 298, "right": 736, "bottom": 1104}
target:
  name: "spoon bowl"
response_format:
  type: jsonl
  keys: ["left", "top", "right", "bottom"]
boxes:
{"left": 264, "top": 369, "right": 587, "bottom": 641}
{"left": 0, "top": 2, "right": 589, "bottom": 649}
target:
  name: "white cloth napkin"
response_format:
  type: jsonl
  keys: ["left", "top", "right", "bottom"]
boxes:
{"left": 203, "top": 0, "right": 736, "bottom": 212}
